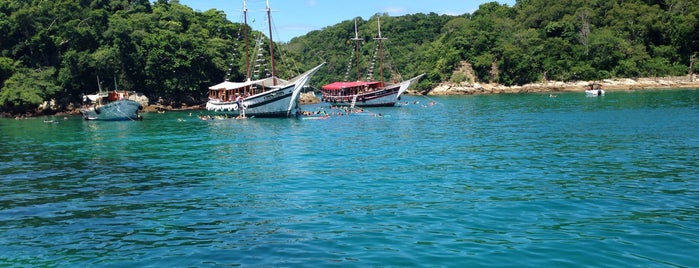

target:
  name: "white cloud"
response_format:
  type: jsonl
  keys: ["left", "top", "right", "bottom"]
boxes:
{"left": 382, "top": 6, "right": 407, "bottom": 15}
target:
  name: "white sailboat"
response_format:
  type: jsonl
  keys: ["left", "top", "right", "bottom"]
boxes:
{"left": 321, "top": 18, "right": 423, "bottom": 107}
{"left": 206, "top": 0, "right": 324, "bottom": 117}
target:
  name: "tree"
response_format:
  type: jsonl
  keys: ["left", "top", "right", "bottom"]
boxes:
{"left": 0, "top": 67, "right": 61, "bottom": 113}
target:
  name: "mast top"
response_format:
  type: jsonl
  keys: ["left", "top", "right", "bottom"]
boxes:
{"left": 374, "top": 17, "right": 387, "bottom": 41}
{"left": 352, "top": 19, "right": 361, "bottom": 41}
{"left": 265, "top": 0, "right": 276, "bottom": 84}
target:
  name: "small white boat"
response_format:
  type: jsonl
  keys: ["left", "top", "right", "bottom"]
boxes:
{"left": 585, "top": 82, "right": 605, "bottom": 96}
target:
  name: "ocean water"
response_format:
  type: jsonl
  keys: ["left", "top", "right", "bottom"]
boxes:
{"left": 1, "top": 90, "right": 698, "bottom": 267}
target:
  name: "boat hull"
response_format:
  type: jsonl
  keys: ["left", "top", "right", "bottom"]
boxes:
{"left": 322, "top": 74, "right": 424, "bottom": 107}
{"left": 80, "top": 100, "right": 142, "bottom": 121}
{"left": 206, "top": 84, "right": 300, "bottom": 117}
{"left": 323, "top": 84, "right": 401, "bottom": 107}
{"left": 206, "top": 63, "right": 324, "bottom": 118}
{"left": 585, "top": 89, "right": 605, "bottom": 96}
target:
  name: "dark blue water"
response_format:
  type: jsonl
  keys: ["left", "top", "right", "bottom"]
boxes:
{"left": 1, "top": 90, "right": 698, "bottom": 267}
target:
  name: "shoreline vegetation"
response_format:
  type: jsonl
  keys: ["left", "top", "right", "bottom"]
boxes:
{"left": 3, "top": 1, "right": 698, "bottom": 119}
{"left": 4, "top": 76, "right": 698, "bottom": 119}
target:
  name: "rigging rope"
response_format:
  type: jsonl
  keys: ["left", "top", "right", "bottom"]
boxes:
{"left": 224, "top": 20, "right": 245, "bottom": 81}
{"left": 366, "top": 42, "right": 379, "bottom": 81}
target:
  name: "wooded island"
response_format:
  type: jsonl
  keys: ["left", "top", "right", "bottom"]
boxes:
{"left": 1, "top": 0, "right": 697, "bottom": 116}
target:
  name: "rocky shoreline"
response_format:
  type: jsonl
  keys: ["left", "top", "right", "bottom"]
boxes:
{"left": 422, "top": 75, "right": 699, "bottom": 95}
{"left": 5, "top": 77, "right": 698, "bottom": 118}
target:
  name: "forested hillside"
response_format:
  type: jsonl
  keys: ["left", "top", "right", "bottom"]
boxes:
{"left": 288, "top": 0, "right": 698, "bottom": 91}
{"left": 1, "top": 0, "right": 698, "bottom": 115}
{"left": 0, "top": 0, "right": 283, "bottom": 114}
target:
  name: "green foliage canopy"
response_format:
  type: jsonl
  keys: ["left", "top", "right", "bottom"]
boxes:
{"left": 1, "top": 0, "right": 698, "bottom": 114}
{"left": 286, "top": 0, "right": 698, "bottom": 89}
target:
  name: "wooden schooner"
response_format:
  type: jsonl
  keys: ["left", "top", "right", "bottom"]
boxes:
{"left": 206, "top": 0, "right": 324, "bottom": 117}
{"left": 321, "top": 18, "right": 423, "bottom": 107}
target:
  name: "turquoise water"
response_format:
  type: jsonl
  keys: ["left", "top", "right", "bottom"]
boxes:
{"left": 1, "top": 90, "right": 698, "bottom": 267}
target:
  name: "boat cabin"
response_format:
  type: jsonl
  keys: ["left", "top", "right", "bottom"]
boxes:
{"left": 321, "top": 81, "right": 384, "bottom": 101}
{"left": 108, "top": 91, "right": 129, "bottom": 101}
{"left": 208, "top": 77, "right": 285, "bottom": 102}
{"left": 208, "top": 83, "right": 256, "bottom": 102}
{"left": 84, "top": 90, "right": 130, "bottom": 106}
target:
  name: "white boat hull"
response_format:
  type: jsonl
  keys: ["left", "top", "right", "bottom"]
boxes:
{"left": 206, "top": 63, "right": 324, "bottom": 117}
{"left": 80, "top": 100, "right": 141, "bottom": 121}
{"left": 586, "top": 89, "right": 605, "bottom": 96}
{"left": 206, "top": 84, "right": 300, "bottom": 117}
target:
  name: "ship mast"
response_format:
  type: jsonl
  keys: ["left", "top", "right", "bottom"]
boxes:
{"left": 243, "top": 0, "right": 250, "bottom": 81}
{"left": 374, "top": 17, "right": 386, "bottom": 84}
{"left": 352, "top": 19, "right": 361, "bottom": 81}
{"left": 266, "top": 0, "right": 276, "bottom": 85}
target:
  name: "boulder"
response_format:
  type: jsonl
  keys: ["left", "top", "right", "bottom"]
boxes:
{"left": 128, "top": 92, "right": 149, "bottom": 107}
{"left": 298, "top": 92, "right": 320, "bottom": 105}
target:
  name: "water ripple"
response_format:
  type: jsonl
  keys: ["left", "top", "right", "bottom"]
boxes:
{"left": 1, "top": 91, "right": 698, "bottom": 266}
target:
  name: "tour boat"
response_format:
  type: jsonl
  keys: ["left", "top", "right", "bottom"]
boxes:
{"left": 321, "top": 18, "right": 423, "bottom": 107}
{"left": 206, "top": 0, "right": 324, "bottom": 118}
{"left": 80, "top": 77, "right": 142, "bottom": 121}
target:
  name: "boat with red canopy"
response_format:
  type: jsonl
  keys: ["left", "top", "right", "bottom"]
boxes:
{"left": 320, "top": 18, "right": 423, "bottom": 107}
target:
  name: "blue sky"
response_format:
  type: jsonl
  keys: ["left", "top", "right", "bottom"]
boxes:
{"left": 178, "top": 0, "right": 516, "bottom": 42}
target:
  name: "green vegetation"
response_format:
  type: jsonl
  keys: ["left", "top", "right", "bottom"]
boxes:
{"left": 1, "top": 0, "right": 698, "bottom": 115}
{"left": 1, "top": 0, "right": 252, "bottom": 114}
{"left": 289, "top": 0, "right": 698, "bottom": 91}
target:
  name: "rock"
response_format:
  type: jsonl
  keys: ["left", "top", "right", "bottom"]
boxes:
{"left": 426, "top": 75, "right": 699, "bottom": 95}
{"left": 39, "top": 99, "right": 58, "bottom": 111}
{"left": 298, "top": 92, "right": 320, "bottom": 105}
{"left": 128, "top": 92, "right": 149, "bottom": 107}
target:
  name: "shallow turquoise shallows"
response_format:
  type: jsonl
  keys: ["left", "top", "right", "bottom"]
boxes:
{"left": 1, "top": 90, "right": 698, "bottom": 267}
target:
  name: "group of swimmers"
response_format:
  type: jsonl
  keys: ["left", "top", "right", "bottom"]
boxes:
{"left": 190, "top": 99, "right": 440, "bottom": 121}
{"left": 196, "top": 113, "right": 246, "bottom": 121}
